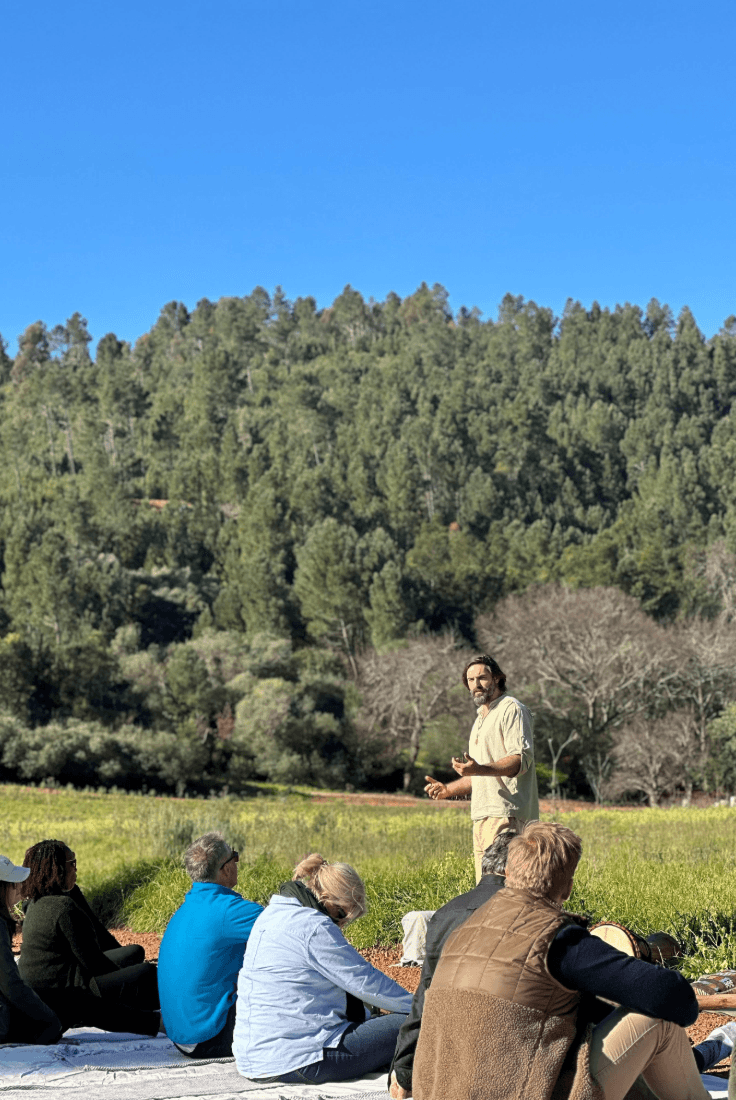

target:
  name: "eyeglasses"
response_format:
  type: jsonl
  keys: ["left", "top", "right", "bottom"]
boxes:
{"left": 334, "top": 906, "right": 347, "bottom": 921}
{"left": 220, "top": 850, "right": 239, "bottom": 869}
{"left": 66, "top": 858, "right": 77, "bottom": 868}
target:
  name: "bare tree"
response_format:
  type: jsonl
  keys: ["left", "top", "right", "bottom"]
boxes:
{"left": 357, "top": 634, "right": 468, "bottom": 790}
{"left": 477, "top": 586, "right": 678, "bottom": 802}
{"left": 691, "top": 540, "right": 736, "bottom": 621}
{"left": 664, "top": 614, "right": 736, "bottom": 800}
{"left": 547, "top": 730, "right": 579, "bottom": 801}
{"left": 606, "top": 709, "right": 699, "bottom": 807}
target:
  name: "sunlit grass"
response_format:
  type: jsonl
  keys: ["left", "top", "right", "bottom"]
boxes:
{"left": 3, "top": 786, "right": 736, "bottom": 970}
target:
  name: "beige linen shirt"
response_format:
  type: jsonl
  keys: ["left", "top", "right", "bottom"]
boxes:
{"left": 469, "top": 692, "right": 539, "bottom": 823}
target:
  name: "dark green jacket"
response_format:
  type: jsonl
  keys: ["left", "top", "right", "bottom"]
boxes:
{"left": 18, "top": 892, "right": 118, "bottom": 996}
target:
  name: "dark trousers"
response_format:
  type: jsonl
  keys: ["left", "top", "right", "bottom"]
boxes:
{"left": 104, "top": 945, "right": 146, "bottom": 968}
{"left": 175, "top": 1000, "right": 236, "bottom": 1059}
{"left": 260, "top": 1014, "right": 408, "bottom": 1084}
{"left": 4, "top": 1011, "right": 63, "bottom": 1045}
{"left": 43, "top": 960, "right": 160, "bottom": 1037}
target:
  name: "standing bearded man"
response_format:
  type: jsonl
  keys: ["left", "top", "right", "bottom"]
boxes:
{"left": 424, "top": 654, "right": 539, "bottom": 881}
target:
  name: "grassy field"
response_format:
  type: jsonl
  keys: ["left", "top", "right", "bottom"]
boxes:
{"left": 2, "top": 784, "right": 736, "bottom": 975}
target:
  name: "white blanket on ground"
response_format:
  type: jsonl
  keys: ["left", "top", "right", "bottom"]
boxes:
{"left": 0, "top": 1029, "right": 390, "bottom": 1100}
{"left": 0, "top": 1029, "right": 728, "bottom": 1099}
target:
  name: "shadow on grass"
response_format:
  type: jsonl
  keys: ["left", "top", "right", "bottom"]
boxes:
{"left": 84, "top": 859, "right": 166, "bottom": 928}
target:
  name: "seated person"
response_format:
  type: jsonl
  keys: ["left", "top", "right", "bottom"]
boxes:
{"left": 19, "top": 840, "right": 160, "bottom": 1037}
{"left": 157, "top": 832, "right": 263, "bottom": 1058}
{"left": 389, "top": 830, "right": 516, "bottom": 1098}
{"left": 413, "top": 822, "right": 730, "bottom": 1100}
{"left": 62, "top": 882, "right": 145, "bottom": 969}
{"left": 234, "top": 853, "right": 413, "bottom": 1084}
{"left": 0, "top": 854, "right": 61, "bottom": 1045}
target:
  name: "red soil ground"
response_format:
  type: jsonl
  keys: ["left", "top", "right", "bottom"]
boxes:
{"left": 11, "top": 788, "right": 731, "bottom": 1074}
{"left": 307, "top": 791, "right": 604, "bottom": 812}
{"left": 100, "top": 930, "right": 736, "bottom": 1076}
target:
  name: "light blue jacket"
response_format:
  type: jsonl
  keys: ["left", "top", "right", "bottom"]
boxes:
{"left": 234, "top": 895, "right": 413, "bottom": 1078}
{"left": 158, "top": 882, "right": 263, "bottom": 1045}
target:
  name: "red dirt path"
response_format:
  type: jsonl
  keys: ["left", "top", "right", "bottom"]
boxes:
{"left": 305, "top": 789, "right": 651, "bottom": 813}
{"left": 11, "top": 924, "right": 729, "bottom": 1077}
{"left": 105, "top": 928, "right": 731, "bottom": 1075}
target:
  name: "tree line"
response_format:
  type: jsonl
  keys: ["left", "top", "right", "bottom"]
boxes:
{"left": 1, "top": 284, "right": 736, "bottom": 800}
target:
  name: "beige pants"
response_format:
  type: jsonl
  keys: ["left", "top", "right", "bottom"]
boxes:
{"left": 472, "top": 816, "right": 519, "bottom": 883}
{"left": 591, "top": 1007, "right": 710, "bottom": 1100}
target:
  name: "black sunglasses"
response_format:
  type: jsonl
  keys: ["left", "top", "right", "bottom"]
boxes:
{"left": 66, "top": 858, "right": 77, "bottom": 868}
{"left": 220, "top": 850, "right": 239, "bottom": 869}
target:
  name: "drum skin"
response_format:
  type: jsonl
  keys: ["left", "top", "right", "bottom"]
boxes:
{"left": 590, "top": 921, "right": 649, "bottom": 958}
{"left": 589, "top": 922, "right": 681, "bottom": 968}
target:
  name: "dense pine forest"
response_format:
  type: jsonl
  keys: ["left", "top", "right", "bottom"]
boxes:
{"left": 3, "top": 283, "right": 736, "bottom": 802}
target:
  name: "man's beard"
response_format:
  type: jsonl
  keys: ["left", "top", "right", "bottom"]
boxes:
{"left": 473, "top": 689, "right": 493, "bottom": 708}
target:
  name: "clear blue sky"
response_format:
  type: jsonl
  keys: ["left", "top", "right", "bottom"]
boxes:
{"left": 2, "top": 0, "right": 734, "bottom": 355}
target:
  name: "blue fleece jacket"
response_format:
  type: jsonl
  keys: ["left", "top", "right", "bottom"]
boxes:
{"left": 158, "top": 883, "right": 262, "bottom": 1045}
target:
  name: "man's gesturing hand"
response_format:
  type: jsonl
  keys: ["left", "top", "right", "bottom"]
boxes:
{"left": 424, "top": 776, "right": 449, "bottom": 800}
{"left": 451, "top": 753, "right": 481, "bottom": 777}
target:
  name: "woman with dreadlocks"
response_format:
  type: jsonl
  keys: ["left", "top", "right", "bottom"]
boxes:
{"left": 18, "top": 840, "right": 160, "bottom": 1036}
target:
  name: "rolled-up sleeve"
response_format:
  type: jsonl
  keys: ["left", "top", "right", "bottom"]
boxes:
{"left": 502, "top": 702, "right": 534, "bottom": 775}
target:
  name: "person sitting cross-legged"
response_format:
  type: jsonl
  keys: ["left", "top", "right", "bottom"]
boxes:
{"left": 157, "top": 832, "right": 263, "bottom": 1058}
{"left": 413, "top": 821, "right": 730, "bottom": 1100}
{"left": 19, "top": 840, "right": 160, "bottom": 1037}
{"left": 234, "top": 853, "right": 413, "bottom": 1084}
{"left": 389, "top": 829, "right": 516, "bottom": 1099}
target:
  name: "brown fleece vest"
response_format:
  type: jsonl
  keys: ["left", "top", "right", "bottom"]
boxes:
{"left": 413, "top": 887, "right": 603, "bottom": 1100}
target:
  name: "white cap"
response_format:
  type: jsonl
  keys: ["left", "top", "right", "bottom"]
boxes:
{"left": 0, "top": 856, "right": 30, "bottom": 883}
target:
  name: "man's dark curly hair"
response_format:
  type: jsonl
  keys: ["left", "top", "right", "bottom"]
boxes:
{"left": 22, "top": 839, "right": 71, "bottom": 901}
{"left": 461, "top": 654, "right": 506, "bottom": 693}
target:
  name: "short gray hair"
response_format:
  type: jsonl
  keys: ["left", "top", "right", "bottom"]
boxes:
{"left": 481, "top": 829, "right": 516, "bottom": 877}
{"left": 184, "top": 832, "right": 231, "bottom": 882}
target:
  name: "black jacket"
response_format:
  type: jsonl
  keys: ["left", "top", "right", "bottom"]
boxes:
{"left": 390, "top": 874, "right": 505, "bottom": 1091}
{"left": 0, "top": 908, "right": 61, "bottom": 1044}
{"left": 18, "top": 889, "right": 119, "bottom": 997}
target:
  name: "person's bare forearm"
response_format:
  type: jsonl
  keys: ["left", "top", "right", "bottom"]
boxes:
{"left": 444, "top": 776, "right": 472, "bottom": 798}
{"left": 424, "top": 774, "right": 472, "bottom": 801}
{"left": 451, "top": 753, "right": 522, "bottom": 780}
{"left": 469, "top": 754, "right": 521, "bottom": 778}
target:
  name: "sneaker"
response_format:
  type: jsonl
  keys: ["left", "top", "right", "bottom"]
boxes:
{"left": 697, "top": 1021, "right": 736, "bottom": 1070}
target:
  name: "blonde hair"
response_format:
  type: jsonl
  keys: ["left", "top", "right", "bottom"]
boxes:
{"left": 505, "top": 822, "right": 582, "bottom": 900}
{"left": 292, "top": 852, "right": 367, "bottom": 923}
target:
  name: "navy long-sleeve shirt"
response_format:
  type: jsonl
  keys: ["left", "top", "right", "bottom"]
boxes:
{"left": 547, "top": 924, "right": 698, "bottom": 1028}
{"left": 390, "top": 902, "right": 697, "bottom": 1092}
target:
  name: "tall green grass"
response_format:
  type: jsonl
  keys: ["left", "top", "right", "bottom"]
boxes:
{"left": 3, "top": 786, "right": 736, "bottom": 971}
{"left": 561, "top": 807, "right": 736, "bottom": 977}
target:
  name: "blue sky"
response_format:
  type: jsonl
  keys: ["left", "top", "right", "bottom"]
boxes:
{"left": 2, "top": 0, "right": 734, "bottom": 355}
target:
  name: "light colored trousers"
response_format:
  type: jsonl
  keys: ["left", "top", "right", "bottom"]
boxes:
{"left": 472, "top": 816, "right": 519, "bottom": 882}
{"left": 399, "top": 911, "right": 436, "bottom": 965}
{"left": 591, "top": 1007, "right": 710, "bottom": 1100}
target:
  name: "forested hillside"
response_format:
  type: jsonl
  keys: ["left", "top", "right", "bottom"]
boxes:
{"left": 2, "top": 283, "right": 736, "bottom": 800}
